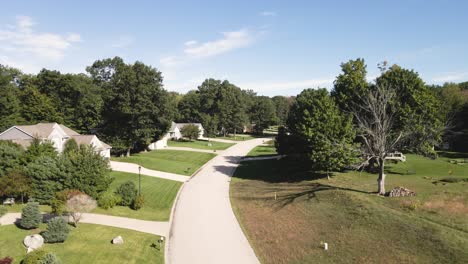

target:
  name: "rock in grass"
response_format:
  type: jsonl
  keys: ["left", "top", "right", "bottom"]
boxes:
{"left": 23, "top": 234, "right": 44, "bottom": 252}
{"left": 112, "top": 236, "right": 124, "bottom": 244}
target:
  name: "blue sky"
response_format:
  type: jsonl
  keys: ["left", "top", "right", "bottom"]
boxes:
{"left": 1, "top": 0, "right": 467, "bottom": 95}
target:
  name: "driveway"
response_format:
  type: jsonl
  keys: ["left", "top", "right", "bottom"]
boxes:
{"left": 167, "top": 138, "right": 268, "bottom": 264}
{"left": 110, "top": 161, "right": 188, "bottom": 182}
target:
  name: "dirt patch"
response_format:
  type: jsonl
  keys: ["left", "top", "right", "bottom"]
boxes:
{"left": 423, "top": 197, "right": 468, "bottom": 215}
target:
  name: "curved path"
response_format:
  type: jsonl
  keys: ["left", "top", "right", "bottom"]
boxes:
{"left": 167, "top": 138, "right": 268, "bottom": 264}
{"left": 110, "top": 161, "right": 188, "bottom": 182}
{"left": 0, "top": 212, "right": 169, "bottom": 236}
{"left": 164, "top": 146, "right": 221, "bottom": 154}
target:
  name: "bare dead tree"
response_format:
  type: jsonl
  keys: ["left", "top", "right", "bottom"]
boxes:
{"left": 66, "top": 194, "right": 97, "bottom": 227}
{"left": 352, "top": 85, "right": 403, "bottom": 195}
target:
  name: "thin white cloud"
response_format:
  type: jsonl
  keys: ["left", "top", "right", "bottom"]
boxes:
{"left": 432, "top": 72, "right": 468, "bottom": 83}
{"left": 184, "top": 40, "right": 197, "bottom": 46}
{"left": 183, "top": 29, "right": 254, "bottom": 58}
{"left": 0, "top": 16, "right": 81, "bottom": 72}
{"left": 259, "top": 11, "right": 277, "bottom": 17}
{"left": 111, "top": 35, "right": 135, "bottom": 48}
{"left": 239, "top": 78, "right": 334, "bottom": 92}
{"left": 160, "top": 28, "right": 257, "bottom": 69}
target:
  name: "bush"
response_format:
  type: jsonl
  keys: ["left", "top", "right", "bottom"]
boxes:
{"left": 20, "top": 202, "right": 42, "bottom": 229}
{"left": 0, "top": 257, "right": 13, "bottom": 264}
{"left": 132, "top": 195, "right": 145, "bottom": 210}
{"left": 49, "top": 198, "right": 64, "bottom": 216}
{"left": 22, "top": 250, "right": 60, "bottom": 264}
{"left": 42, "top": 217, "right": 70, "bottom": 243}
{"left": 0, "top": 206, "right": 7, "bottom": 217}
{"left": 98, "top": 192, "right": 121, "bottom": 209}
{"left": 115, "top": 181, "right": 137, "bottom": 206}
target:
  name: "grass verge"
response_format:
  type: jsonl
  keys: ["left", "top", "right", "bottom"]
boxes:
{"left": 112, "top": 149, "right": 215, "bottom": 176}
{"left": 93, "top": 171, "right": 182, "bottom": 221}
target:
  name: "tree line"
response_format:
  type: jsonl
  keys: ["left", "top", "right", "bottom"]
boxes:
{"left": 0, "top": 58, "right": 292, "bottom": 156}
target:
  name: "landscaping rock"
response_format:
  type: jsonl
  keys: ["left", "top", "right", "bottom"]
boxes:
{"left": 388, "top": 187, "right": 416, "bottom": 197}
{"left": 23, "top": 234, "right": 44, "bottom": 253}
{"left": 112, "top": 235, "right": 124, "bottom": 244}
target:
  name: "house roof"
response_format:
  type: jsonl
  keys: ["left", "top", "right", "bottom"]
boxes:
{"left": 15, "top": 123, "right": 57, "bottom": 138}
{"left": 11, "top": 139, "right": 34, "bottom": 149}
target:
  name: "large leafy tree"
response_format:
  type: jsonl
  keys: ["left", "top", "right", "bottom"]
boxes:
{"left": 278, "top": 88, "right": 356, "bottom": 175}
{"left": 0, "top": 65, "right": 24, "bottom": 131}
{"left": 34, "top": 70, "right": 103, "bottom": 133}
{"left": 217, "top": 81, "right": 248, "bottom": 135}
{"left": 331, "top": 58, "right": 369, "bottom": 112}
{"left": 87, "top": 57, "right": 175, "bottom": 155}
{"left": 249, "top": 96, "right": 277, "bottom": 134}
{"left": 272, "top": 96, "right": 292, "bottom": 125}
{"left": 0, "top": 140, "right": 24, "bottom": 177}
{"left": 376, "top": 65, "right": 443, "bottom": 156}
{"left": 20, "top": 84, "right": 63, "bottom": 124}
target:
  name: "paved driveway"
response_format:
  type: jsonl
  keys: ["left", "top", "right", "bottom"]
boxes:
{"left": 167, "top": 138, "right": 268, "bottom": 264}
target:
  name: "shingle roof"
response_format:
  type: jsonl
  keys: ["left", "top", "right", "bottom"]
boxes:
{"left": 170, "top": 122, "right": 203, "bottom": 132}
{"left": 15, "top": 123, "right": 57, "bottom": 138}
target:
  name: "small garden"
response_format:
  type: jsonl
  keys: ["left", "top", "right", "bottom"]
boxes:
{"left": 112, "top": 149, "right": 216, "bottom": 176}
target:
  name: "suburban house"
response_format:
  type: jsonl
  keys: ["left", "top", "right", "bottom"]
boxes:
{"left": 148, "top": 122, "right": 205, "bottom": 150}
{"left": 0, "top": 122, "right": 112, "bottom": 158}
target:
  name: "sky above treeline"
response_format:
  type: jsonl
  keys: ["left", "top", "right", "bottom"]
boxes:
{"left": 1, "top": 0, "right": 467, "bottom": 96}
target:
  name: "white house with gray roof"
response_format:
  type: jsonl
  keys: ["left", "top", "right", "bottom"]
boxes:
{"left": 148, "top": 122, "right": 205, "bottom": 150}
{"left": 0, "top": 122, "right": 112, "bottom": 158}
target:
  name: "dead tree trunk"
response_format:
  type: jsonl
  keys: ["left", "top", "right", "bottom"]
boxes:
{"left": 377, "top": 158, "right": 386, "bottom": 195}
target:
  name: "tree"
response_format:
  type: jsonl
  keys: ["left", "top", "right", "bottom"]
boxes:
{"left": 180, "top": 124, "right": 200, "bottom": 140}
{"left": 272, "top": 96, "right": 292, "bottom": 125}
{"left": 22, "top": 138, "right": 57, "bottom": 164}
{"left": 178, "top": 91, "right": 202, "bottom": 123}
{"left": 115, "top": 181, "right": 137, "bottom": 206}
{"left": 331, "top": 58, "right": 369, "bottom": 112}
{"left": 278, "top": 88, "right": 357, "bottom": 176}
{"left": 0, "top": 140, "right": 23, "bottom": 177}
{"left": 376, "top": 65, "right": 443, "bottom": 156}
{"left": 351, "top": 85, "right": 404, "bottom": 195}
{"left": 66, "top": 193, "right": 97, "bottom": 227}
{"left": 20, "top": 201, "right": 42, "bottom": 229}
{"left": 217, "top": 81, "right": 248, "bottom": 136}
{"left": 42, "top": 217, "right": 70, "bottom": 243}
{"left": 19, "top": 84, "right": 63, "bottom": 124}
{"left": 87, "top": 57, "right": 174, "bottom": 156}
{"left": 0, "top": 169, "right": 31, "bottom": 203}
{"left": 24, "top": 156, "right": 65, "bottom": 204}
{"left": 61, "top": 145, "right": 112, "bottom": 199}
{"left": 249, "top": 96, "right": 277, "bottom": 134}
{"left": 34, "top": 70, "right": 103, "bottom": 133}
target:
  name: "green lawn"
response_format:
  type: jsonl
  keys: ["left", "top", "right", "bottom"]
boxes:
{"left": 247, "top": 140, "right": 277, "bottom": 157}
{"left": 112, "top": 149, "right": 215, "bottom": 176}
{"left": 230, "top": 150, "right": 468, "bottom": 264}
{"left": 167, "top": 139, "right": 234, "bottom": 150}
{"left": 0, "top": 224, "right": 163, "bottom": 264}
{"left": 93, "top": 171, "right": 182, "bottom": 221}
{"left": 216, "top": 134, "right": 258, "bottom": 141}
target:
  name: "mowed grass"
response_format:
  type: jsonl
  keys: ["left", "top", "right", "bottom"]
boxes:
{"left": 230, "top": 151, "right": 468, "bottom": 264}
{"left": 216, "top": 134, "right": 257, "bottom": 141}
{"left": 93, "top": 171, "right": 182, "bottom": 221}
{"left": 247, "top": 140, "right": 277, "bottom": 157}
{"left": 112, "top": 149, "right": 215, "bottom": 176}
{"left": 0, "top": 224, "right": 163, "bottom": 264}
{"left": 167, "top": 139, "right": 234, "bottom": 150}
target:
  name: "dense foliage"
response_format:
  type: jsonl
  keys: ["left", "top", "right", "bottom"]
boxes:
{"left": 22, "top": 250, "right": 60, "bottom": 264}
{"left": 19, "top": 201, "right": 42, "bottom": 229}
{"left": 42, "top": 217, "right": 70, "bottom": 243}
{"left": 180, "top": 124, "right": 200, "bottom": 140}
{"left": 116, "top": 181, "right": 138, "bottom": 206}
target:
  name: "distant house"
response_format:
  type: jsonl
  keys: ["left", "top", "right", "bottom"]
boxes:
{"left": 0, "top": 122, "right": 112, "bottom": 158}
{"left": 148, "top": 122, "right": 205, "bottom": 150}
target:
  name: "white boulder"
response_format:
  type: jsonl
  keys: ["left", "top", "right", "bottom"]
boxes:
{"left": 112, "top": 235, "right": 124, "bottom": 244}
{"left": 23, "top": 234, "right": 44, "bottom": 253}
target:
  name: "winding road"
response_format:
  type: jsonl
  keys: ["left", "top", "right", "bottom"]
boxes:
{"left": 167, "top": 138, "right": 267, "bottom": 264}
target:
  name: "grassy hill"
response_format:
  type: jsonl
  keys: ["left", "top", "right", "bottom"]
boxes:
{"left": 230, "top": 151, "right": 468, "bottom": 263}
